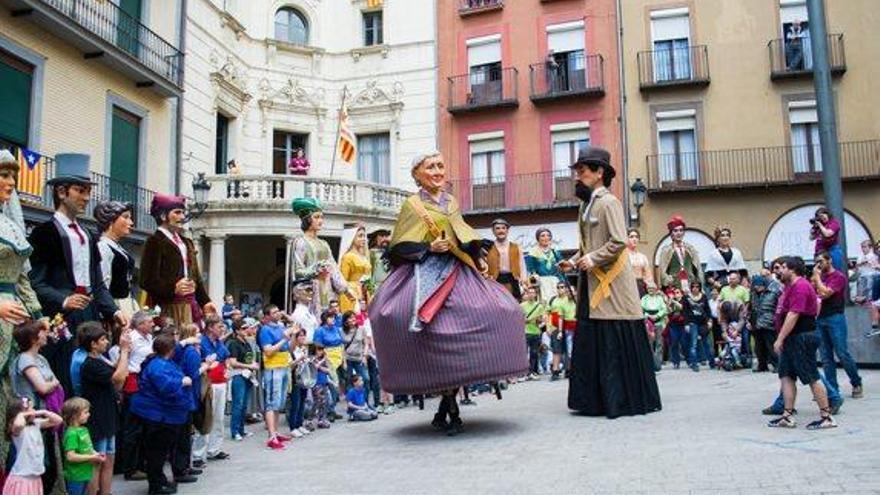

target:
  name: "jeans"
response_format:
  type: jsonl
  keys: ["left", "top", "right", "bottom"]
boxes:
{"left": 526, "top": 334, "right": 541, "bottom": 374}
{"left": 668, "top": 323, "right": 693, "bottom": 366}
{"left": 193, "top": 382, "right": 226, "bottom": 460}
{"left": 564, "top": 331, "right": 574, "bottom": 371}
{"left": 826, "top": 244, "right": 845, "bottom": 273}
{"left": 687, "top": 324, "right": 713, "bottom": 365}
{"left": 770, "top": 372, "right": 843, "bottom": 412}
{"left": 287, "top": 387, "right": 307, "bottom": 430}
{"left": 66, "top": 481, "right": 89, "bottom": 495}
{"left": 230, "top": 375, "right": 252, "bottom": 438}
{"left": 817, "top": 312, "right": 862, "bottom": 390}
{"left": 347, "top": 360, "right": 371, "bottom": 394}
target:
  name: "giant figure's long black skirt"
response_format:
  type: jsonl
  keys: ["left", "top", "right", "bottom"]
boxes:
{"left": 567, "top": 278, "right": 662, "bottom": 419}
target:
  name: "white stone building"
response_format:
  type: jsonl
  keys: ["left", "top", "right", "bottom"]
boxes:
{"left": 182, "top": 0, "right": 436, "bottom": 308}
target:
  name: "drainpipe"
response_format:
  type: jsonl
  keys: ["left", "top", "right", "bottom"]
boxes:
{"left": 174, "top": 0, "right": 188, "bottom": 195}
{"left": 614, "top": 0, "right": 631, "bottom": 223}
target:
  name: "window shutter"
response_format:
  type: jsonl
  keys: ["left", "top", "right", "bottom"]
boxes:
{"left": 0, "top": 51, "right": 33, "bottom": 147}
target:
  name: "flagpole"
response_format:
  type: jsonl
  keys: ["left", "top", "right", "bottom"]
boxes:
{"left": 330, "top": 86, "right": 347, "bottom": 177}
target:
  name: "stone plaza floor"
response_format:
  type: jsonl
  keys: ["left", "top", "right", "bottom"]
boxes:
{"left": 113, "top": 368, "right": 879, "bottom": 495}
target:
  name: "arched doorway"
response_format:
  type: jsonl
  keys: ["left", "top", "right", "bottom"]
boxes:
{"left": 763, "top": 203, "right": 872, "bottom": 264}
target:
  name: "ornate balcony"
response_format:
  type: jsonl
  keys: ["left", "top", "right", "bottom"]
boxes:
{"left": 637, "top": 44, "right": 710, "bottom": 91}
{"left": 458, "top": 0, "right": 502, "bottom": 17}
{"left": 645, "top": 140, "right": 880, "bottom": 193}
{"left": 768, "top": 34, "right": 846, "bottom": 81}
{"left": 529, "top": 53, "right": 605, "bottom": 104}
{"left": 447, "top": 67, "right": 519, "bottom": 115}
{"left": 448, "top": 170, "right": 578, "bottom": 213}
{"left": 1, "top": 0, "right": 183, "bottom": 96}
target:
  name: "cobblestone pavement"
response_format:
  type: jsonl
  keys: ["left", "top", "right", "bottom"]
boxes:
{"left": 113, "top": 368, "right": 879, "bottom": 495}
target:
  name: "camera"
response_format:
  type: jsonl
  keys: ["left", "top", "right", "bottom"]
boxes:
{"left": 809, "top": 217, "right": 817, "bottom": 225}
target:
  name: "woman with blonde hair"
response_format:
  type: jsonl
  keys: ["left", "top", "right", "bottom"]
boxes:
{"left": 338, "top": 223, "right": 372, "bottom": 314}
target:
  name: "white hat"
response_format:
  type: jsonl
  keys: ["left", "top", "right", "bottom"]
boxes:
{"left": 0, "top": 149, "right": 16, "bottom": 167}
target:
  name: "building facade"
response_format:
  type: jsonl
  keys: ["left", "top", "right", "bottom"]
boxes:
{"left": 621, "top": 0, "right": 880, "bottom": 275}
{"left": 0, "top": 0, "right": 182, "bottom": 246}
{"left": 184, "top": 0, "right": 435, "bottom": 307}
{"left": 436, "top": 0, "right": 624, "bottom": 254}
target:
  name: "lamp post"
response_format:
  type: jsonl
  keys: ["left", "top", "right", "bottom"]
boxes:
{"left": 189, "top": 172, "right": 211, "bottom": 220}
{"left": 629, "top": 178, "right": 647, "bottom": 226}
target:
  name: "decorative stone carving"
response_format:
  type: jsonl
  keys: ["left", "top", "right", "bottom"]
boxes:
{"left": 257, "top": 77, "right": 328, "bottom": 137}
{"left": 347, "top": 80, "right": 405, "bottom": 137}
{"left": 209, "top": 52, "right": 252, "bottom": 114}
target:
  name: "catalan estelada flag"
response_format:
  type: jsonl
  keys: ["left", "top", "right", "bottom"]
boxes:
{"left": 16, "top": 147, "right": 45, "bottom": 199}
{"left": 366, "top": 0, "right": 383, "bottom": 8}
{"left": 337, "top": 101, "right": 357, "bottom": 165}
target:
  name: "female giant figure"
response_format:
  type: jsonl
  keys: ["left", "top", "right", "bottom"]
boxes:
{"left": 369, "top": 152, "right": 527, "bottom": 435}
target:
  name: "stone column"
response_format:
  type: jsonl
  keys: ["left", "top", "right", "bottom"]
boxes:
{"left": 207, "top": 234, "right": 227, "bottom": 304}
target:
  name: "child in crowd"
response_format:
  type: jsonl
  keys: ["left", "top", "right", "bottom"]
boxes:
{"left": 313, "top": 310, "right": 344, "bottom": 419}
{"left": 312, "top": 344, "right": 332, "bottom": 429}
{"left": 521, "top": 286, "right": 545, "bottom": 379}
{"left": 61, "top": 398, "right": 104, "bottom": 495}
{"left": 3, "top": 397, "right": 63, "bottom": 495}
{"left": 345, "top": 376, "right": 378, "bottom": 422}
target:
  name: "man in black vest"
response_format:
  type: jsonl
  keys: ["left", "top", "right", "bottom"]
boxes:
{"left": 29, "top": 153, "right": 127, "bottom": 394}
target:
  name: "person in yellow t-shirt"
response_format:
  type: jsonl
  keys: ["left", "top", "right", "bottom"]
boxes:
{"left": 521, "top": 286, "right": 545, "bottom": 380}
{"left": 547, "top": 282, "right": 576, "bottom": 380}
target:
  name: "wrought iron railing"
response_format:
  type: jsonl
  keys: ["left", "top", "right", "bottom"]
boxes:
{"left": 448, "top": 169, "right": 578, "bottom": 213}
{"left": 645, "top": 140, "right": 880, "bottom": 192}
{"left": 39, "top": 0, "right": 183, "bottom": 87}
{"left": 458, "top": 0, "right": 503, "bottom": 16}
{"left": 768, "top": 34, "right": 846, "bottom": 79}
{"left": 0, "top": 140, "right": 159, "bottom": 231}
{"left": 637, "top": 44, "right": 710, "bottom": 90}
{"left": 448, "top": 67, "right": 519, "bottom": 113}
{"left": 530, "top": 53, "right": 604, "bottom": 101}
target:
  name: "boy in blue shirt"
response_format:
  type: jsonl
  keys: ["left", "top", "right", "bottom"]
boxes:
{"left": 345, "top": 375, "right": 378, "bottom": 421}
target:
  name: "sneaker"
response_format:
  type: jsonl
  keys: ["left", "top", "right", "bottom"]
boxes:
{"left": 290, "top": 429, "right": 304, "bottom": 439}
{"left": 762, "top": 407, "right": 798, "bottom": 416}
{"left": 266, "top": 438, "right": 286, "bottom": 450}
{"left": 690, "top": 364, "right": 700, "bottom": 372}
{"left": 207, "top": 451, "right": 229, "bottom": 461}
{"left": 125, "top": 470, "right": 148, "bottom": 481}
{"left": 829, "top": 401, "right": 842, "bottom": 415}
{"left": 192, "top": 459, "right": 205, "bottom": 469}
{"left": 852, "top": 386, "right": 864, "bottom": 399}
{"left": 276, "top": 433, "right": 293, "bottom": 442}
{"left": 186, "top": 468, "right": 203, "bottom": 476}
{"left": 233, "top": 434, "right": 243, "bottom": 442}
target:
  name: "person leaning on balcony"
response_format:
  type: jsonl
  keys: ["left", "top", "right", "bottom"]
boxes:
{"left": 28, "top": 153, "right": 127, "bottom": 395}
{"left": 785, "top": 20, "right": 808, "bottom": 71}
{"left": 288, "top": 148, "right": 310, "bottom": 176}
{"left": 94, "top": 201, "right": 140, "bottom": 320}
{"left": 656, "top": 215, "right": 703, "bottom": 292}
{"left": 487, "top": 218, "right": 527, "bottom": 301}
{"left": 810, "top": 207, "right": 844, "bottom": 272}
{"left": 0, "top": 149, "right": 51, "bottom": 472}
{"left": 139, "top": 194, "right": 218, "bottom": 326}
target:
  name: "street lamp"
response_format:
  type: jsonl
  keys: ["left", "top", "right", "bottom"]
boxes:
{"left": 189, "top": 172, "right": 211, "bottom": 220}
{"left": 629, "top": 178, "right": 647, "bottom": 225}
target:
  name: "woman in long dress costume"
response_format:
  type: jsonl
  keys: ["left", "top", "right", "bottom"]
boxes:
{"left": 338, "top": 223, "right": 371, "bottom": 314}
{"left": 369, "top": 152, "right": 528, "bottom": 435}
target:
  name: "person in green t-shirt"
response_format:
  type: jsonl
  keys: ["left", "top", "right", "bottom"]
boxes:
{"left": 62, "top": 397, "right": 104, "bottom": 495}
{"left": 521, "top": 286, "right": 545, "bottom": 379}
{"left": 547, "top": 282, "right": 576, "bottom": 380}
{"left": 719, "top": 273, "right": 750, "bottom": 304}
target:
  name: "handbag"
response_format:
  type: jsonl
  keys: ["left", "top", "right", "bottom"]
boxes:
{"left": 295, "top": 361, "right": 317, "bottom": 389}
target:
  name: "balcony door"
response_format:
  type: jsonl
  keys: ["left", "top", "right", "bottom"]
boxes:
{"left": 357, "top": 133, "right": 391, "bottom": 185}
{"left": 790, "top": 101, "right": 822, "bottom": 175}
{"left": 651, "top": 9, "right": 691, "bottom": 82}
{"left": 547, "top": 21, "right": 586, "bottom": 93}
{"left": 470, "top": 137, "right": 505, "bottom": 209}
{"left": 272, "top": 130, "right": 308, "bottom": 174}
{"left": 110, "top": 106, "right": 141, "bottom": 208}
{"left": 780, "top": 1, "right": 812, "bottom": 71}
{"left": 656, "top": 111, "right": 698, "bottom": 185}
{"left": 115, "top": 0, "right": 143, "bottom": 57}
{"left": 0, "top": 48, "right": 33, "bottom": 149}
{"left": 467, "top": 37, "right": 502, "bottom": 105}
{"left": 551, "top": 126, "right": 589, "bottom": 202}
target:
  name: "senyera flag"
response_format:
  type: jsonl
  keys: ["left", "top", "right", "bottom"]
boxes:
{"left": 338, "top": 101, "right": 357, "bottom": 165}
{"left": 17, "top": 147, "right": 46, "bottom": 199}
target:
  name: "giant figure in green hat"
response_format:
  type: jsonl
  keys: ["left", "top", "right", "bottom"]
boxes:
{"left": 285, "top": 198, "right": 353, "bottom": 319}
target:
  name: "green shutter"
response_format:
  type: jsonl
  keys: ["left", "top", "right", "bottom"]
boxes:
{"left": 111, "top": 107, "right": 140, "bottom": 204}
{"left": 117, "top": 0, "right": 143, "bottom": 56}
{"left": 0, "top": 53, "right": 33, "bottom": 147}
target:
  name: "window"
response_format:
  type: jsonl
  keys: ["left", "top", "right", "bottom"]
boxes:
{"left": 215, "top": 113, "right": 230, "bottom": 175}
{"left": 551, "top": 124, "right": 589, "bottom": 201}
{"left": 274, "top": 7, "right": 309, "bottom": 45}
{"left": 780, "top": 1, "right": 812, "bottom": 70}
{"left": 0, "top": 48, "right": 34, "bottom": 149}
{"left": 469, "top": 134, "right": 505, "bottom": 209}
{"left": 357, "top": 133, "right": 390, "bottom": 185}
{"left": 789, "top": 100, "right": 822, "bottom": 174}
{"left": 110, "top": 106, "right": 141, "bottom": 205}
{"left": 651, "top": 8, "right": 691, "bottom": 82}
{"left": 546, "top": 21, "right": 586, "bottom": 93}
{"left": 467, "top": 35, "right": 502, "bottom": 104}
{"left": 363, "top": 11, "right": 383, "bottom": 46}
{"left": 656, "top": 110, "right": 698, "bottom": 184}
{"left": 272, "top": 130, "right": 308, "bottom": 174}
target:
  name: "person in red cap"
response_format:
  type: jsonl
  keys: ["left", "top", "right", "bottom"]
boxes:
{"left": 140, "top": 194, "right": 217, "bottom": 326}
{"left": 657, "top": 215, "right": 703, "bottom": 291}
{"left": 28, "top": 153, "right": 128, "bottom": 395}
